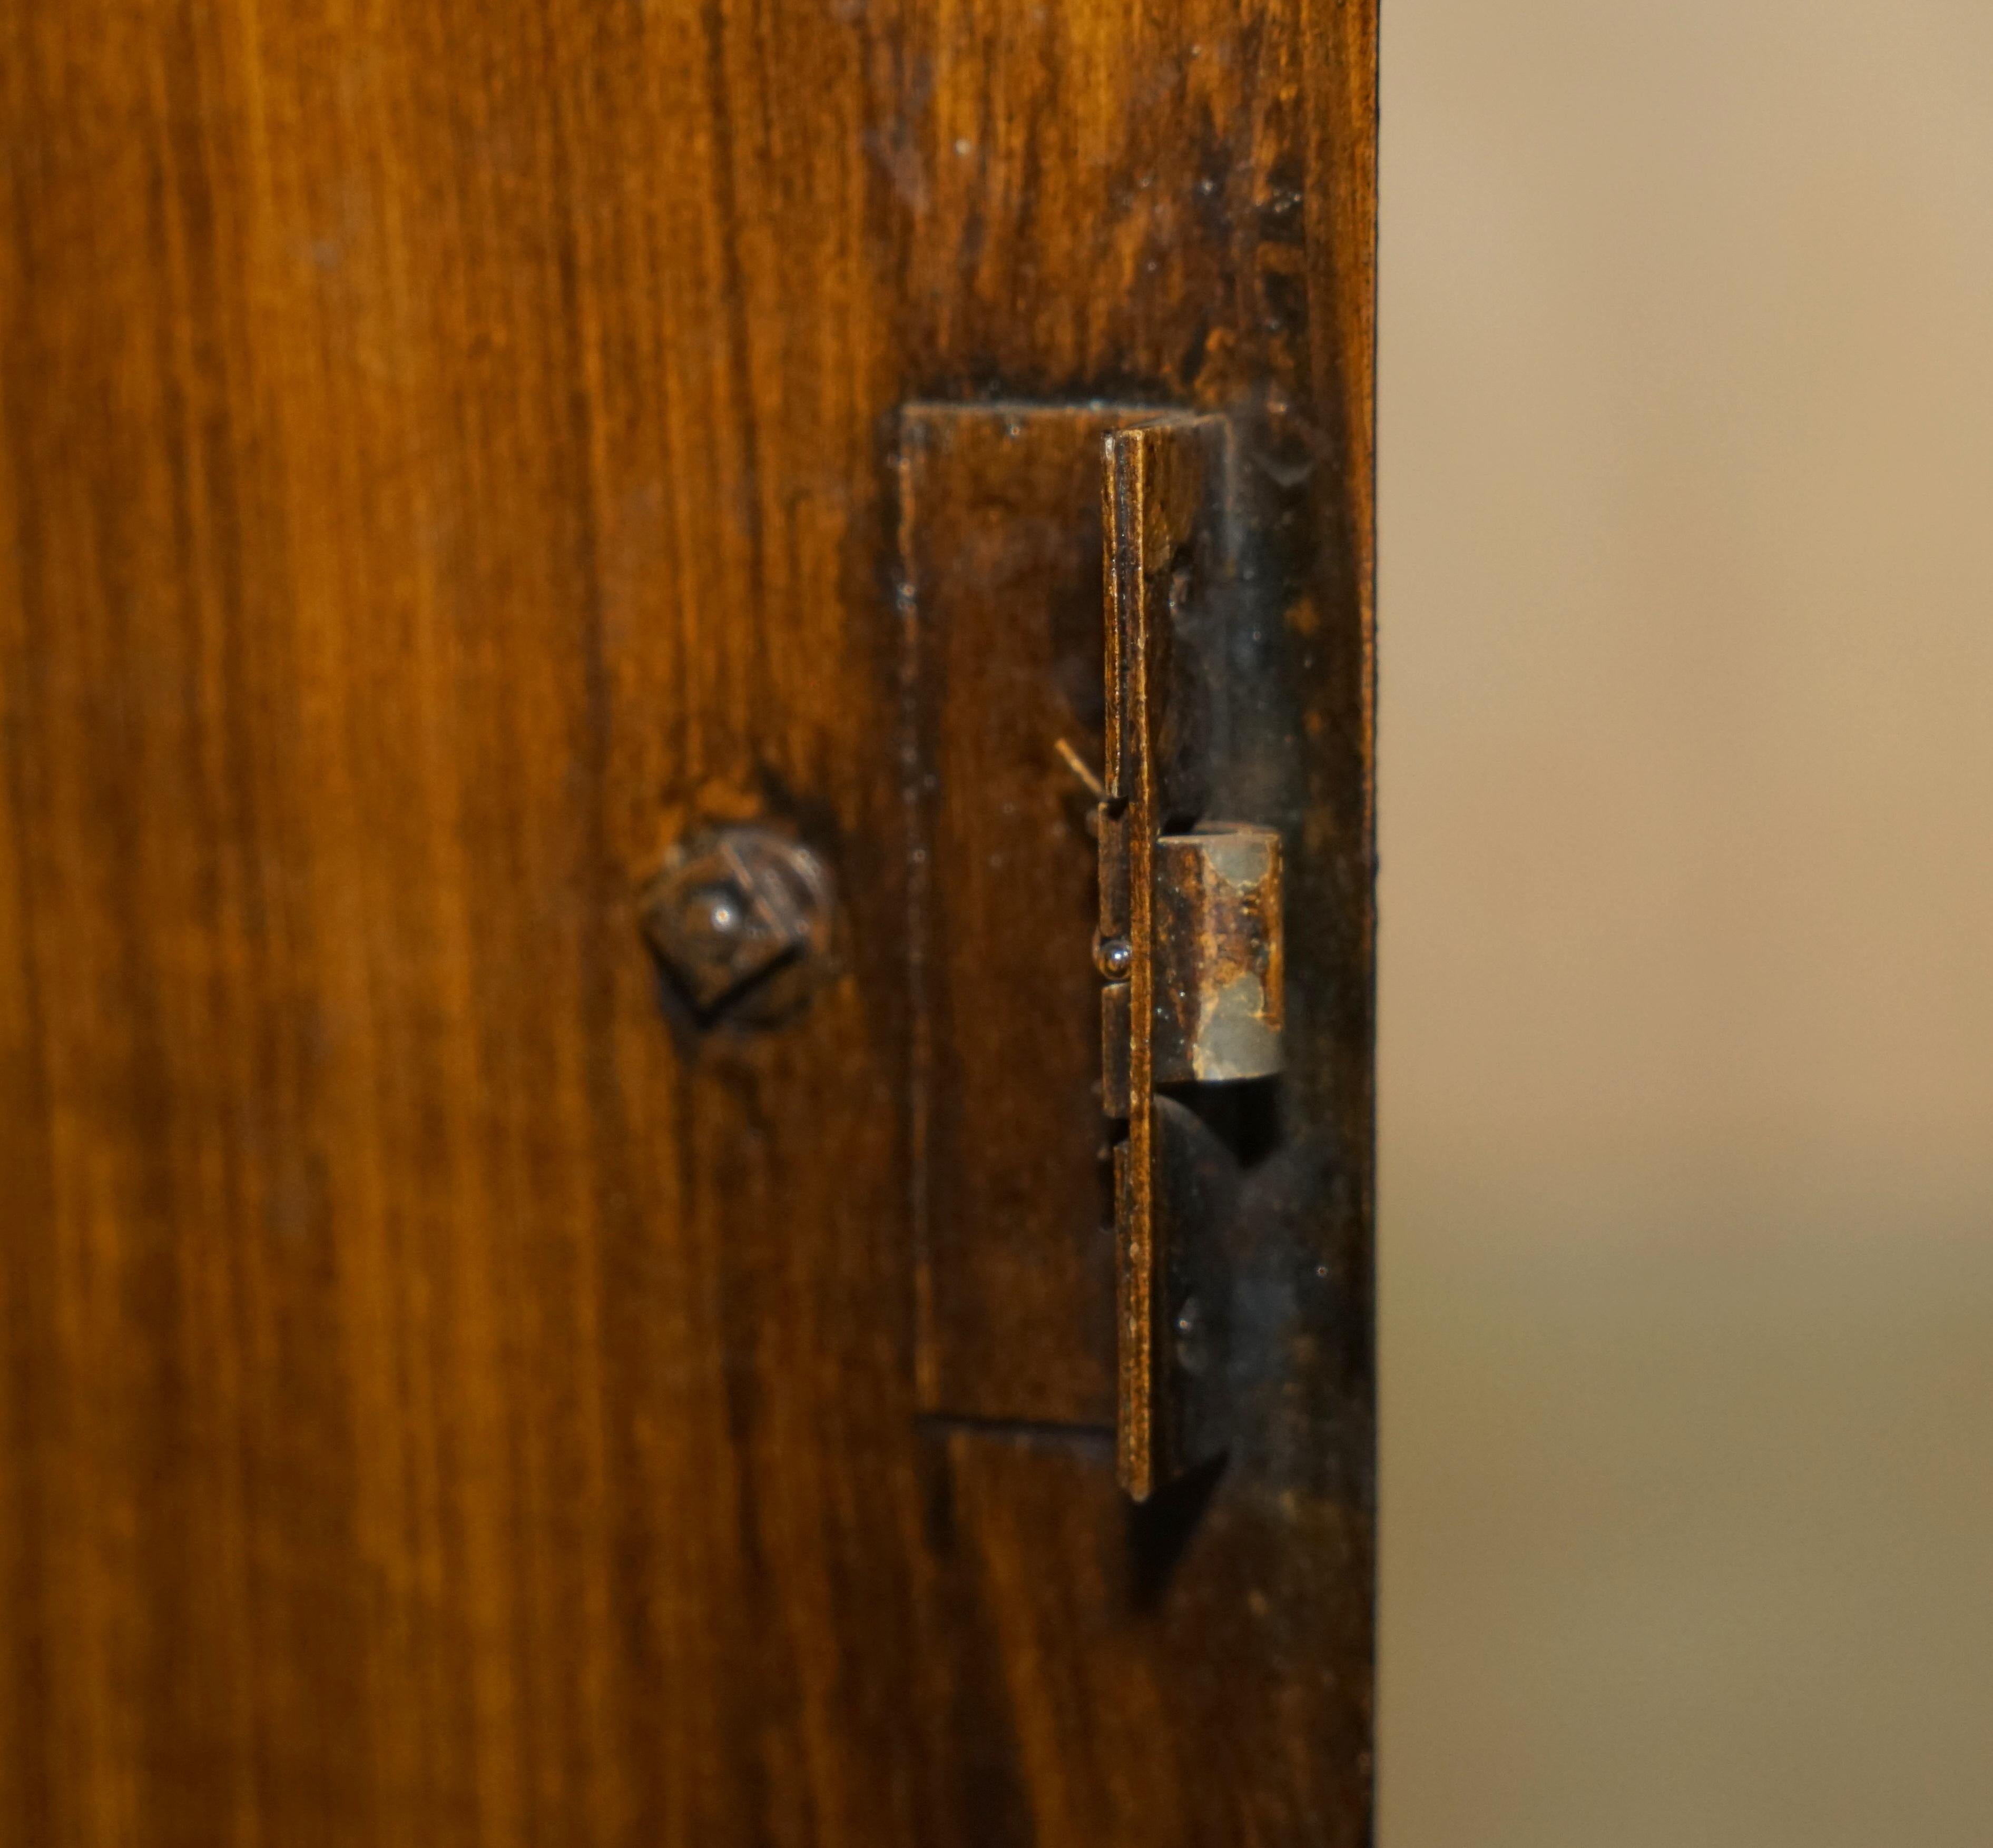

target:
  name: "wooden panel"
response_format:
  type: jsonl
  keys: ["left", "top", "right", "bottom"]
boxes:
{"left": 0, "top": 0, "right": 1376, "bottom": 1843}
{"left": 901, "top": 402, "right": 1137, "bottom": 1432}
{"left": 914, "top": 1429, "right": 1375, "bottom": 1846}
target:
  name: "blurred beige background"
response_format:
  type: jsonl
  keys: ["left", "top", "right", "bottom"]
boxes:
{"left": 1376, "top": 3, "right": 1993, "bottom": 1843}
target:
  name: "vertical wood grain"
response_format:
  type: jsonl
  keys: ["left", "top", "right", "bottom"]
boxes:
{"left": 0, "top": 0, "right": 1375, "bottom": 1842}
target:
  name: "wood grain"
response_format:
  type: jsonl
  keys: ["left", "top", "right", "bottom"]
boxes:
{"left": 902, "top": 402, "right": 1151, "bottom": 1434}
{"left": 0, "top": 0, "right": 1376, "bottom": 1842}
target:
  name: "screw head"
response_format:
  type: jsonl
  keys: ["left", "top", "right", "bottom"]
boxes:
{"left": 1173, "top": 1295, "right": 1210, "bottom": 1377}
{"left": 1096, "top": 935, "right": 1134, "bottom": 980}
{"left": 675, "top": 885, "right": 747, "bottom": 960}
{"left": 640, "top": 827, "right": 832, "bottom": 1023}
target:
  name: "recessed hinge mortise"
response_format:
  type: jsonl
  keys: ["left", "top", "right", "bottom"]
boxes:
{"left": 899, "top": 401, "right": 1288, "bottom": 1501}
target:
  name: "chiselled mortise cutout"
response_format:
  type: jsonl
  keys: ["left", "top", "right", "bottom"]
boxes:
{"left": 899, "top": 404, "right": 1285, "bottom": 1498}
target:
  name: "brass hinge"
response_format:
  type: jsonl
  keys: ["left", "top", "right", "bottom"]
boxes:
{"left": 1095, "top": 416, "right": 1285, "bottom": 1501}
{"left": 899, "top": 401, "right": 1287, "bottom": 1502}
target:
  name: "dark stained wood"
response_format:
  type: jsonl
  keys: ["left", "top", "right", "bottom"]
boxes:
{"left": 901, "top": 401, "right": 1151, "bottom": 1434}
{"left": 0, "top": 0, "right": 1376, "bottom": 1842}
{"left": 917, "top": 1430, "right": 1375, "bottom": 1846}
{"left": 901, "top": 404, "right": 1123, "bottom": 1432}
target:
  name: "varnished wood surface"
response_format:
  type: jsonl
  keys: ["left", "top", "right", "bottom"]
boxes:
{"left": 0, "top": 1, "right": 1376, "bottom": 1843}
{"left": 903, "top": 403, "right": 1137, "bottom": 1433}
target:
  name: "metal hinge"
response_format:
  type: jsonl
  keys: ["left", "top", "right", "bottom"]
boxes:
{"left": 1094, "top": 416, "right": 1285, "bottom": 1500}
{"left": 898, "top": 401, "right": 1288, "bottom": 1502}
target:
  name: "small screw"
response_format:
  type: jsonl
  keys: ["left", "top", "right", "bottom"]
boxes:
{"left": 1096, "top": 936, "right": 1133, "bottom": 980}
{"left": 1174, "top": 1296, "right": 1210, "bottom": 1377}
{"left": 676, "top": 886, "right": 745, "bottom": 959}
